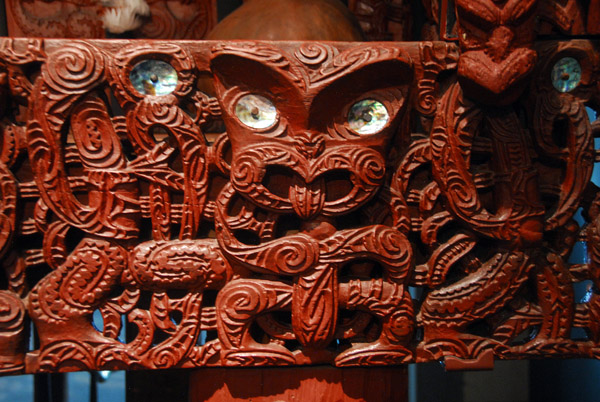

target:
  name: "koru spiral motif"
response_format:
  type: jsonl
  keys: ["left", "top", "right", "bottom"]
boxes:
{"left": 0, "top": 0, "right": 598, "bottom": 374}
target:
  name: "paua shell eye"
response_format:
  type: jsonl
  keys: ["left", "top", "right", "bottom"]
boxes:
{"left": 130, "top": 60, "right": 178, "bottom": 96}
{"left": 235, "top": 94, "right": 278, "bottom": 129}
{"left": 551, "top": 57, "right": 582, "bottom": 93}
{"left": 347, "top": 99, "right": 389, "bottom": 135}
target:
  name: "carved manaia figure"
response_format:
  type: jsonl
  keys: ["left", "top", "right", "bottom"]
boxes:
{"left": 414, "top": 0, "right": 594, "bottom": 363}
{"left": 25, "top": 42, "right": 231, "bottom": 370}
{"left": 211, "top": 43, "right": 415, "bottom": 366}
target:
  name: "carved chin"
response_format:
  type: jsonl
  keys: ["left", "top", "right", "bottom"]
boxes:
{"left": 457, "top": 48, "right": 537, "bottom": 105}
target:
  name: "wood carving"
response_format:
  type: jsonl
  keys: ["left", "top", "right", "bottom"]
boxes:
{"left": 5, "top": 0, "right": 217, "bottom": 39}
{"left": 347, "top": 0, "right": 412, "bottom": 41}
{"left": 0, "top": 0, "right": 598, "bottom": 375}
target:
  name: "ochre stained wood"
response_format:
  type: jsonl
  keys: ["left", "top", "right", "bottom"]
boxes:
{"left": 4, "top": 0, "right": 217, "bottom": 39}
{"left": 189, "top": 366, "right": 408, "bottom": 402}
{"left": 0, "top": 0, "right": 598, "bottom": 378}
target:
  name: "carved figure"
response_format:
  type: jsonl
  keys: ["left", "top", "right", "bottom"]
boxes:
{"left": 0, "top": 7, "right": 597, "bottom": 375}
{"left": 5, "top": 0, "right": 217, "bottom": 39}
{"left": 210, "top": 42, "right": 415, "bottom": 366}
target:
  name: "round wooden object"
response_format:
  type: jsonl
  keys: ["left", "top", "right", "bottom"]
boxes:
{"left": 207, "top": 0, "right": 365, "bottom": 41}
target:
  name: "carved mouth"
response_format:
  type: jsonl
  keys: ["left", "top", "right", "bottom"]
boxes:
{"left": 232, "top": 145, "right": 383, "bottom": 218}
{"left": 262, "top": 164, "right": 327, "bottom": 219}
{"left": 262, "top": 167, "right": 356, "bottom": 219}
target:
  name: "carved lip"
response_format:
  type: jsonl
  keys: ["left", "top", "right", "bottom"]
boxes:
{"left": 231, "top": 144, "right": 385, "bottom": 216}
{"left": 288, "top": 176, "right": 326, "bottom": 220}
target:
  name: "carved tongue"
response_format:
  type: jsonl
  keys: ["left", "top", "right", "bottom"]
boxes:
{"left": 289, "top": 176, "right": 326, "bottom": 220}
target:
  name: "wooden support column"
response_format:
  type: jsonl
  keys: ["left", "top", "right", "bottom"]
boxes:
{"left": 189, "top": 366, "right": 408, "bottom": 402}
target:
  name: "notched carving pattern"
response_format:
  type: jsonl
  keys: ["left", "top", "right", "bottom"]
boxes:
{"left": 0, "top": 35, "right": 597, "bottom": 374}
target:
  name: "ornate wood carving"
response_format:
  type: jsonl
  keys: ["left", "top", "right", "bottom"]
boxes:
{"left": 0, "top": 1, "right": 598, "bottom": 375}
{"left": 5, "top": 0, "right": 217, "bottom": 39}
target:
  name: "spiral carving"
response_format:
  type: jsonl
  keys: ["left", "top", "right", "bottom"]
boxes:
{"left": 231, "top": 153, "right": 263, "bottom": 191}
{"left": 218, "top": 281, "right": 270, "bottom": 323}
{"left": 0, "top": 291, "right": 24, "bottom": 332}
{"left": 377, "top": 228, "right": 410, "bottom": 260}
{"left": 418, "top": 85, "right": 437, "bottom": 116}
{"left": 152, "top": 347, "right": 179, "bottom": 368}
{"left": 267, "top": 236, "right": 319, "bottom": 275}
{"left": 42, "top": 42, "right": 105, "bottom": 95}
{"left": 295, "top": 43, "right": 334, "bottom": 66}
{"left": 353, "top": 149, "right": 386, "bottom": 185}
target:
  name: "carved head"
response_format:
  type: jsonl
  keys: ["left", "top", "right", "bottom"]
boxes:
{"left": 455, "top": 0, "right": 538, "bottom": 104}
{"left": 210, "top": 43, "right": 412, "bottom": 220}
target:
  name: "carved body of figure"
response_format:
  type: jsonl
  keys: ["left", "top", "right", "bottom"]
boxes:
{"left": 407, "top": 1, "right": 596, "bottom": 365}
{"left": 0, "top": 25, "right": 597, "bottom": 375}
{"left": 24, "top": 41, "right": 231, "bottom": 370}
{"left": 17, "top": 39, "right": 425, "bottom": 370}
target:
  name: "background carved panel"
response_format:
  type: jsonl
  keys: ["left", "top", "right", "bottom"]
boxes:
{"left": 5, "top": 0, "right": 217, "bottom": 39}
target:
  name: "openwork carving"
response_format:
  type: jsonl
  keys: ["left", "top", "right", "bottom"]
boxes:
{"left": 0, "top": 2, "right": 598, "bottom": 374}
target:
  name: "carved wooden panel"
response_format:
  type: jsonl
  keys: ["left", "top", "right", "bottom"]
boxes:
{"left": 0, "top": 10, "right": 598, "bottom": 375}
{"left": 5, "top": 0, "right": 217, "bottom": 39}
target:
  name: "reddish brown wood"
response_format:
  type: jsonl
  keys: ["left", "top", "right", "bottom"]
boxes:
{"left": 5, "top": 0, "right": 217, "bottom": 39}
{"left": 589, "top": 0, "right": 600, "bottom": 35}
{"left": 189, "top": 366, "right": 408, "bottom": 401}
{"left": 0, "top": 0, "right": 597, "bottom": 381}
{"left": 454, "top": 0, "right": 538, "bottom": 105}
{"left": 206, "top": 0, "right": 365, "bottom": 41}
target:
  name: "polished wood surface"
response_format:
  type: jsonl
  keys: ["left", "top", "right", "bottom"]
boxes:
{"left": 0, "top": 0, "right": 598, "bottom": 379}
{"left": 189, "top": 366, "right": 408, "bottom": 401}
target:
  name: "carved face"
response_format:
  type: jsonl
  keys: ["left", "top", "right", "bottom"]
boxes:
{"left": 210, "top": 43, "right": 412, "bottom": 220}
{"left": 455, "top": 0, "right": 538, "bottom": 104}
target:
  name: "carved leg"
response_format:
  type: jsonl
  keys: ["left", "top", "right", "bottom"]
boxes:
{"left": 535, "top": 253, "right": 574, "bottom": 339}
{"left": 514, "top": 252, "right": 575, "bottom": 355}
{"left": 335, "top": 279, "right": 413, "bottom": 366}
{"left": 216, "top": 279, "right": 295, "bottom": 366}
{"left": 0, "top": 290, "right": 25, "bottom": 374}
{"left": 416, "top": 251, "right": 529, "bottom": 363}
{"left": 28, "top": 238, "right": 127, "bottom": 348}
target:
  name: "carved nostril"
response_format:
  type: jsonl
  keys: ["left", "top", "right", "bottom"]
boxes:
{"left": 292, "top": 131, "right": 326, "bottom": 159}
{"left": 486, "top": 26, "right": 514, "bottom": 62}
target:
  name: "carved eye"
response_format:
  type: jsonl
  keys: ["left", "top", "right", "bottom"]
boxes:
{"left": 130, "top": 60, "right": 178, "bottom": 96}
{"left": 551, "top": 57, "right": 581, "bottom": 93}
{"left": 347, "top": 99, "right": 389, "bottom": 135}
{"left": 235, "top": 94, "right": 278, "bottom": 129}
